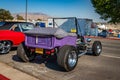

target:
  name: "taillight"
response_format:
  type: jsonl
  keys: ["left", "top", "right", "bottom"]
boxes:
{"left": 45, "top": 49, "right": 55, "bottom": 55}
{"left": 50, "top": 49, "right": 55, "bottom": 53}
{"left": 45, "top": 51, "right": 51, "bottom": 55}
{"left": 31, "top": 48, "right": 35, "bottom": 52}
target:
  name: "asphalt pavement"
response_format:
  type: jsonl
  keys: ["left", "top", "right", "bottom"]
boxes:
{"left": 0, "top": 62, "right": 39, "bottom": 80}
{"left": 0, "top": 38, "right": 120, "bottom": 80}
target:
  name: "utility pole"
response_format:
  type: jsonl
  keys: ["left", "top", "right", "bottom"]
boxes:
{"left": 26, "top": 0, "right": 28, "bottom": 22}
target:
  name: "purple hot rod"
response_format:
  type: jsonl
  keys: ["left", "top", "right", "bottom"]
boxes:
{"left": 17, "top": 17, "right": 102, "bottom": 71}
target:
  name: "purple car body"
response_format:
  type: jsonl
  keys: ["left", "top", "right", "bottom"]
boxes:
{"left": 25, "top": 28, "right": 77, "bottom": 49}
{"left": 25, "top": 36, "right": 77, "bottom": 49}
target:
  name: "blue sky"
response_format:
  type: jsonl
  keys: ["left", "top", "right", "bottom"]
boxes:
{"left": 0, "top": 0, "right": 106, "bottom": 22}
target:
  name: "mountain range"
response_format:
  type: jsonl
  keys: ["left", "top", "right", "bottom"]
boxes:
{"left": 12, "top": 12, "right": 51, "bottom": 21}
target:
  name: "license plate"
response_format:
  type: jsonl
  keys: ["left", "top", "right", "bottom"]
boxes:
{"left": 35, "top": 48, "right": 43, "bottom": 54}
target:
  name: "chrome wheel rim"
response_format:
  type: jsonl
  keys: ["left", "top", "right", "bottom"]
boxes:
{"left": 97, "top": 45, "right": 101, "bottom": 54}
{"left": 0, "top": 41, "right": 11, "bottom": 53}
{"left": 68, "top": 51, "right": 77, "bottom": 67}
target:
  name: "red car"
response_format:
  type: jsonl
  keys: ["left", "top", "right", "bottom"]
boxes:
{"left": 0, "top": 22, "right": 34, "bottom": 54}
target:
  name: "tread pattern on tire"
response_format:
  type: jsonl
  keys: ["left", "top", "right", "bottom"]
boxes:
{"left": 92, "top": 41, "right": 102, "bottom": 56}
{"left": 57, "top": 45, "right": 78, "bottom": 71}
{"left": 17, "top": 42, "right": 36, "bottom": 62}
{"left": 17, "top": 43, "right": 29, "bottom": 62}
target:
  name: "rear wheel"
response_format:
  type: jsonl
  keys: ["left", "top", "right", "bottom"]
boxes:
{"left": 57, "top": 45, "right": 78, "bottom": 71}
{"left": 0, "top": 41, "right": 12, "bottom": 54}
{"left": 92, "top": 41, "right": 102, "bottom": 56}
{"left": 17, "top": 42, "right": 36, "bottom": 62}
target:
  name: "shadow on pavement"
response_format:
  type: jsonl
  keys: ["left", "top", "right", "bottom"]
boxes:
{"left": 12, "top": 54, "right": 65, "bottom": 72}
{"left": 12, "top": 55, "right": 25, "bottom": 63}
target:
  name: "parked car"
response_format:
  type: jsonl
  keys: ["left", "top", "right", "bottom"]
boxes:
{"left": 0, "top": 22, "right": 34, "bottom": 54}
{"left": 35, "top": 22, "right": 45, "bottom": 27}
{"left": 17, "top": 17, "right": 102, "bottom": 71}
{"left": 98, "top": 30, "right": 108, "bottom": 38}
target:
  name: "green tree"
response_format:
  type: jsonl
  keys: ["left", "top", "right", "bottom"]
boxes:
{"left": 37, "top": 18, "right": 42, "bottom": 21}
{"left": 16, "top": 14, "right": 24, "bottom": 20}
{"left": 91, "top": 0, "right": 120, "bottom": 23}
{"left": 0, "top": 8, "right": 13, "bottom": 21}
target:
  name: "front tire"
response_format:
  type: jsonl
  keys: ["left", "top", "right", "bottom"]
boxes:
{"left": 92, "top": 41, "right": 102, "bottom": 56}
{"left": 17, "top": 42, "right": 36, "bottom": 62}
{"left": 57, "top": 45, "right": 78, "bottom": 71}
{"left": 0, "top": 41, "right": 12, "bottom": 54}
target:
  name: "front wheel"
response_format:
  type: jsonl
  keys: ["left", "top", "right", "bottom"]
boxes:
{"left": 0, "top": 41, "right": 12, "bottom": 54}
{"left": 92, "top": 41, "right": 102, "bottom": 56}
{"left": 17, "top": 42, "right": 36, "bottom": 62}
{"left": 57, "top": 45, "right": 78, "bottom": 71}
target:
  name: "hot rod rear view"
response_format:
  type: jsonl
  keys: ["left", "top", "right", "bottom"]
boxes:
{"left": 17, "top": 17, "right": 102, "bottom": 71}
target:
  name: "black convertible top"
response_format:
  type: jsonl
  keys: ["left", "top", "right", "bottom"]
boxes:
{"left": 24, "top": 27, "right": 77, "bottom": 38}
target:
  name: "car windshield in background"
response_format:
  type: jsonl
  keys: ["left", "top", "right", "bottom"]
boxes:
{"left": 20, "top": 23, "right": 34, "bottom": 31}
{"left": 0, "top": 22, "right": 14, "bottom": 30}
{"left": 52, "top": 18, "right": 76, "bottom": 33}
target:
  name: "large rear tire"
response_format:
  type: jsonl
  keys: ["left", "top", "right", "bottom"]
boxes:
{"left": 17, "top": 42, "right": 36, "bottom": 62}
{"left": 92, "top": 41, "right": 102, "bottom": 56}
{"left": 57, "top": 45, "right": 78, "bottom": 71}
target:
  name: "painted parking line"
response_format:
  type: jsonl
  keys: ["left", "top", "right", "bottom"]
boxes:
{"left": 101, "top": 54, "right": 120, "bottom": 59}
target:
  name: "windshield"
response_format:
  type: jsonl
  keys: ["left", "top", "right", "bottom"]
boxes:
{"left": 48, "top": 18, "right": 77, "bottom": 33}
{"left": 20, "top": 23, "right": 34, "bottom": 31}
